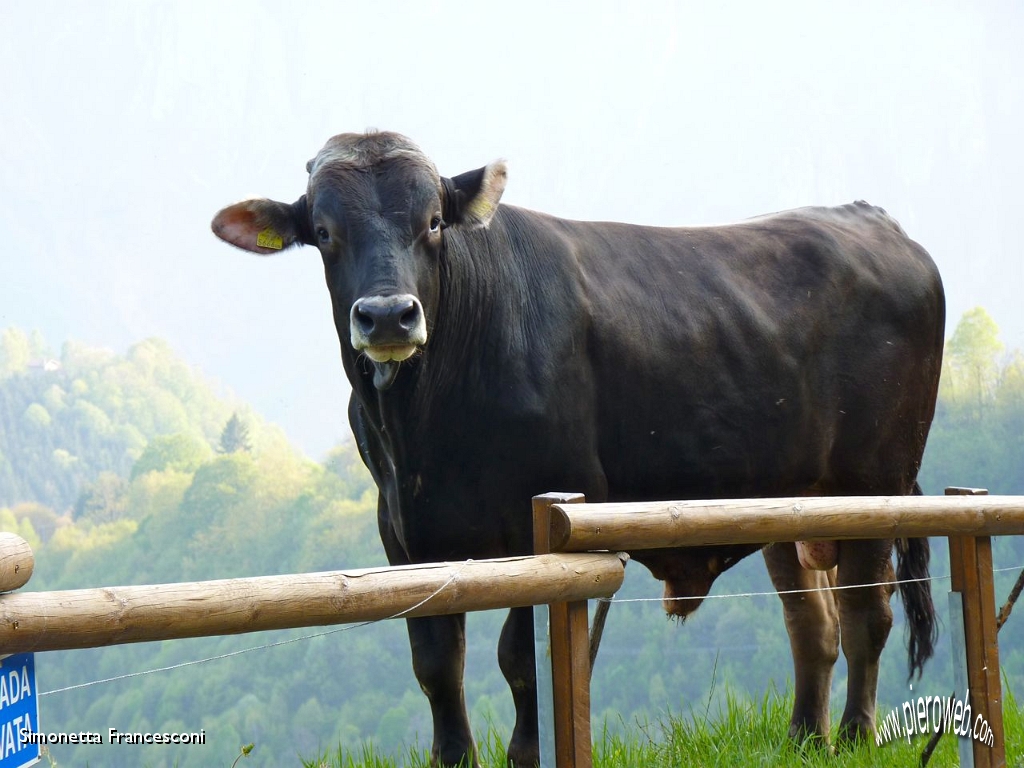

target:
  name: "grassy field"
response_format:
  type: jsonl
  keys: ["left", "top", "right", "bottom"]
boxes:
{"left": 303, "top": 686, "right": 1023, "bottom": 767}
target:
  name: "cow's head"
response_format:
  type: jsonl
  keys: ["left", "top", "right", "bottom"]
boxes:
{"left": 634, "top": 544, "right": 763, "bottom": 619}
{"left": 211, "top": 131, "right": 507, "bottom": 390}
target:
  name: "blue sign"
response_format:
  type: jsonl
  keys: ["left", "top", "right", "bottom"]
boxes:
{"left": 0, "top": 654, "right": 39, "bottom": 768}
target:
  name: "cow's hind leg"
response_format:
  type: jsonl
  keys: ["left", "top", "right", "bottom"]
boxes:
{"left": 764, "top": 542, "right": 839, "bottom": 742}
{"left": 499, "top": 606, "right": 539, "bottom": 767}
{"left": 836, "top": 538, "right": 895, "bottom": 743}
{"left": 406, "top": 614, "right": 478, "bottom": 767}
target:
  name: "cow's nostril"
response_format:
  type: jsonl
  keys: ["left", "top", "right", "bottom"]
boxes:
{"left": 399, "top": 303, "right": 421, "bottom": 330}
{"left": 354, "top": 305, "right": 375, "bottom": 335}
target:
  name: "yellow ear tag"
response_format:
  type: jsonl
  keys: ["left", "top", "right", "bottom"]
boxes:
{"left": 256, "top": 228, "right": 284, "bottom": 250}
{"left": 467, "top": 197, "right": 493, "bottom": 220}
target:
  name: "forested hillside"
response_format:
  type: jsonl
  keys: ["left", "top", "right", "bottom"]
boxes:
{"left": 919, "top": 306, "right": 1024, "bottom": 494}
{"left": 0, "top": 328, "right": 248, "bottom": 513}
{"left": 0, "top": 311, "right": 1022, "bottom": 767}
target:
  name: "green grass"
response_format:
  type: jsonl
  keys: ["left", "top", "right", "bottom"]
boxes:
{"left": 304, "top": 686, "right": 1023, "bottom": 767}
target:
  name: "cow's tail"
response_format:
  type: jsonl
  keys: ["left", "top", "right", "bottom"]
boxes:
{"left": 897, "top": 482, "right": 937, "bottom": 679}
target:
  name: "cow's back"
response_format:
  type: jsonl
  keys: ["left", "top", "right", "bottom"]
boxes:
{"left": 487, "top": 201, "right": 944, "bottom": 502}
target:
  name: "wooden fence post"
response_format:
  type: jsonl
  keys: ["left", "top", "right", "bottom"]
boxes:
{"left": 946, "top": 487, "right": 1005, "bottom": 768}
{"left": 534, "top": 493, "right": 592, "bottom": 768}
{"left": 0, "top": 533, "right": 34, "bottom": 593}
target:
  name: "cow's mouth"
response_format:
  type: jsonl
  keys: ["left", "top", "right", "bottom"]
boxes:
{"left": 362, "top": 345, "right": 419, "bottom": 391}
{"left": 362, "top": 344, "right": 419, "bottom": 363}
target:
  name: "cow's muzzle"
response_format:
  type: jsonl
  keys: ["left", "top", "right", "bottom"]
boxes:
{"left": 350, "top": 294, "right": 427, "bottom": 363}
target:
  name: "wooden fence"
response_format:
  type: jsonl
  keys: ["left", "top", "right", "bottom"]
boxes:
{"left": 0, "top": 552, "right": 625, "bottom": 653}
{"left": 534, "top": 488, "right": 1022, "bottom": 768}
{"left": 2, "top": 489, "right": 1022, "bottom": 768}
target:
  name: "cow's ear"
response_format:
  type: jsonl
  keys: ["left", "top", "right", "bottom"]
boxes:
{"left": 211, "top": 196, "right": 312, "bottom": 254}
{"left": 441, "top": 160, "right": 507, "bottom": 229}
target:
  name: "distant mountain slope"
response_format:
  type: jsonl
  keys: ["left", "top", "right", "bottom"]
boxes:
{"left": 0, "top": 328, "right": 242, "bottom": 511}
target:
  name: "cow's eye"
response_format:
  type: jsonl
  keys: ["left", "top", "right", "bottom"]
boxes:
{"left": 316, "top": 227, "right": 330, "bottom": 244}
{"left": 429, "top": 215, "right": 443, "bottom": 233}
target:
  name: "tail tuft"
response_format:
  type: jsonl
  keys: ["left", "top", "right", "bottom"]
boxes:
{"left": 899, "top": 483, "right": 937, "bottom": 679}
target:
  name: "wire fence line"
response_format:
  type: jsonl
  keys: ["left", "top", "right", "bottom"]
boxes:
{"left": 38, "top": 559, "right": 474, "bottom": 697}
{"left": 34, "top": 561, "right": 1024, "bottom": 698}
{"left": 604, "top": 572, "right": 948, "bottom": 605}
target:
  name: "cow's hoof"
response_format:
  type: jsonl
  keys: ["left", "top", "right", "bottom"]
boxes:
{"left": 506, "top": 742, "right": 540, "bottom": 767}
{"left": 430, "top": 744, "right": 479, "bottom": 768}
{"left": 837, "top": 717, "right": 875, "bottom": 746}
{"left": 788, "top": 725, "right": 834, "bottom": 756}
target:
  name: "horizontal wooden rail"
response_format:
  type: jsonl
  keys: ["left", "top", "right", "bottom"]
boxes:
{"left": 549, "top": 495, "right": 1024, "bottom": 551}
{"left": 0, "top": 552, "right": 626, "bottom": 654}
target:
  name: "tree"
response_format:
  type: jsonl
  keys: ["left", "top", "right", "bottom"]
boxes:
{"left": 74, "top": 471, "right": 129, "bottom": 523}
{"left": 219, "top": 412, "right": 252, "bottom": 454}
{"left": 22, "top": 402, "right": 52, "bottom": 428}
{"left": 131, "top": 433, "right": 211, "bottom": 479}
{"left": 995, "top": 350, "right": 1024, "bottom": 490}
{"left": 920, "top": 308, "right": 1024, "bottom": 494}
{"left": 323, "top": 440, "right": 375, "bottom": 499}
{"left": 946, "top": 306, "right": 1004, "bottom": 422}
{"left": 9, "top": 501, "right": 63, "bottom": 542}
{"left": 0, "top": 327, "right": 31, "bottom": 378}
{"left": 997, "top": 350, "right": 1024, "bottom": 414}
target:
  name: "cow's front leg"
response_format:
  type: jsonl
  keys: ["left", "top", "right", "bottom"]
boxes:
{"left": 406, "top": 613, "right": 477, "bottom": 767}
{"left": 499, "top": 606, "right": 538, "bottom": 767}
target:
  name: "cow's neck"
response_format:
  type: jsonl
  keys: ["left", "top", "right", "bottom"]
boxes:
{"left": 351, "top": 359, "right": 420, "bottom": 464}
{"left": 348, "top": 219, "right": 513, "bottom": 499}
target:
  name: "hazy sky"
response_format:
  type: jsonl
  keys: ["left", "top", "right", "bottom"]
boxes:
{"left": 2, "top": 1, "right": 1021, "bottom": 457}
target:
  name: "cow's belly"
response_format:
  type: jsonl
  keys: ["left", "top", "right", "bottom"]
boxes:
{"left": 388, "top": 444, "right": 609, "bottom": 563}
{"left": 597, "top": 401, "right": 833, "bottom": 502}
